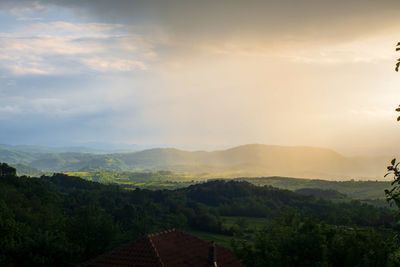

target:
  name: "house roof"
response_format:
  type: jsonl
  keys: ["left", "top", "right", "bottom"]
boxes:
{"left": 80, "top": 228, "right": 243, "bottom": 267}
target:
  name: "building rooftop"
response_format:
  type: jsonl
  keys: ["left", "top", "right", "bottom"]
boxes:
{"left": 80, "top": 228, "right": 243, "bottom": 267}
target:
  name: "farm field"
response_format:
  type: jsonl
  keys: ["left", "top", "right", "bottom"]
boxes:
{"left": 62, "top": 170, "right": 392, "bottom": 203}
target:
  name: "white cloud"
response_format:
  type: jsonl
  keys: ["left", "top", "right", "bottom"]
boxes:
{"left": 16, "top": 17, "right": 43, "bottom": 21}
{"left": 19, "top": 21, "right": 124, "bottom": 36}
{"left": 2, "top": 1, "right": 48, "bottom": 15}
{"left": 287, "top": 32, "right": 399, "bottom": 65}
{"left": 81, "top": 56, "right": 147, "bottom": 72}
{"left": 0, "top": 21, "right": 153, "bottom": 75}
{"left": 0, "top": 105, "right": 22, "bottom": 115}
{"left": 0, "top": 93, "right": 111, "bottom": 119}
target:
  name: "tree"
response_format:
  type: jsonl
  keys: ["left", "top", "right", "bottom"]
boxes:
{"left": 385, "top": 43, "right": 400, "bottom": 208}
{"left": 0, "top": 163, "right": 16, "bottom": 177}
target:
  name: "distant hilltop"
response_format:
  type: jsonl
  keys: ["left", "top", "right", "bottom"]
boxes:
{"left": 0, "top": 144, "right": 394, "bottom": 180}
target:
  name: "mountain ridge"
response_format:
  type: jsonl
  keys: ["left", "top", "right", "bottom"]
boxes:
{"left": 0, "top": 144, "right": 392, "bottom": 179}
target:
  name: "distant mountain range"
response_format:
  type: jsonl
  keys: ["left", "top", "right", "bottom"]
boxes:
{"left": 0, "top": 143, "right": 144, "bottom": 154}
{"left": 0, "top": 144, "right": 394, "bottom": 179}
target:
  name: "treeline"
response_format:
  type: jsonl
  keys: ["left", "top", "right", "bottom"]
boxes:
{"left": 235, "top": 177, "right": 391, "bottom": 200}
{"left": 232, "top": 214, "right": 400, "bottom": 267}
{"left": 0, "top": 163, "right": 398, "bottom": 266}
{"left": 184, "top": 180, "right": 393, "bottom": 226}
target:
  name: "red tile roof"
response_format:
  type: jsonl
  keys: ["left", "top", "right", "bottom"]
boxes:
{"left": 81, "top": 228, "right": 243, "bottom": 267}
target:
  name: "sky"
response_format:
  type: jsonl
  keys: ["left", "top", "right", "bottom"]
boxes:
{"left": 0, "top": 0, "right": 400, "bottom": 155}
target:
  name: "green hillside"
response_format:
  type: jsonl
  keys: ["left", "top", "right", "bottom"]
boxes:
{"left": 61, "top": 170, "right": 390, "bottom": 202}
{"left": 0, "top": 166, "right": 397, "bottom": 266}
{"left": 235, "top": 177, "right": 391, "bottom": 200}
{"left": 0, "top": 144, "right": 393, "bottom": 179}
{"left": 11, "top": 163, "right": 45, "bottom": 176}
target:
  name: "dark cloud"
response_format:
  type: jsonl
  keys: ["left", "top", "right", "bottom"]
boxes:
{"left": 34, "top": 0, "right": 400, "bottom": 43}
{"left": 2, "top": 0, "right": 399, "bottom": 47}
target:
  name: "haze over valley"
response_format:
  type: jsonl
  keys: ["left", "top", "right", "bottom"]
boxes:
{"left": 0, "top": 143, "right": 393, "bottom": 180}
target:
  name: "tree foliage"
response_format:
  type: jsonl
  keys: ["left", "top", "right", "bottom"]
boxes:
{"left": 0, "top": 162, "right": 16, "bottom": 177}
{"left": 385, "top": 42, "right": 400, "bottom": 206}
{"left": 0, "top": 170, "right": 396, "bottom": 266}
{"left": 232, "top": 212, "right": 399, "bottom": 267}
{"left": 385, "top": 159, "right": 400, "bottom": 208}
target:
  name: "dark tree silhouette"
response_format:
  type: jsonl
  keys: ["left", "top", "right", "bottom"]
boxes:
{"left": 385, "top": 42, "right": 400, "bottom": 207}
{"left": 0, "top": 162, "right": 16, "bottom": 177}
{"left": 396, "top": 42, "right": 400, "bottom": 72}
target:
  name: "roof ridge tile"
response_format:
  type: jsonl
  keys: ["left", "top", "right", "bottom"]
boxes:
{"left": 146, "top": 234, "right": 164, "bottom": 267}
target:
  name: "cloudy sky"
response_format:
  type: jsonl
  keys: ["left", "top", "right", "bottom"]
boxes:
{"left": 0, "top": 0, "right": 400, "bottom": 155}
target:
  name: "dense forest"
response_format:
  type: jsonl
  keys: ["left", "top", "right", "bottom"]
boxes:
{"left": 0, "top": 162, "right": 399, "bottom": 267}
{"left": 235, "top": 177, "right": 391, "bottom": 200}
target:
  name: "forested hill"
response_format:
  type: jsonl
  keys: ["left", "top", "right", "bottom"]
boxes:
{"left": 0, "top": 167, "right": 396, "bottom": 266}
{"left": 0, "top": 144, "right": 394, "bottom": 179}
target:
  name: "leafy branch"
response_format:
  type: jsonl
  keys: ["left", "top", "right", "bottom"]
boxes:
{"left": 396, "top": 42, "right": 400, "bottom": 72}
{"left": 385, "top": 159, "right": 400, "bottom": 207}
{"left": 396, "top": 104, "right": 400, "bottom": 122}
{"left": 385, "top": 42, "right": 400, "bottom": 207}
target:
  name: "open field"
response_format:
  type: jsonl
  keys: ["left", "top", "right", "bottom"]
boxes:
{"left": 62, "top": 171, "right": 392, "bottom": 203}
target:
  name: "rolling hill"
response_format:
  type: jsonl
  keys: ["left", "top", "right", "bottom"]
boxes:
{"left": 0, "top": 144, "right": 393, "bottom": 179}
